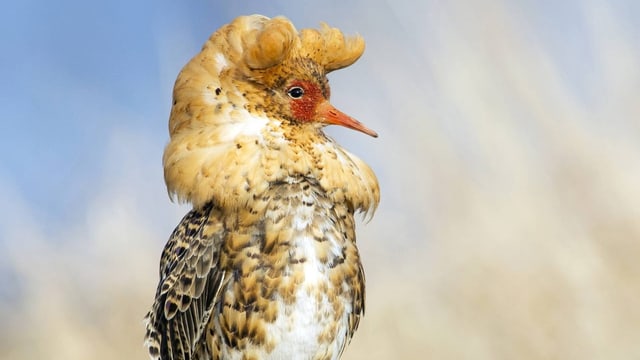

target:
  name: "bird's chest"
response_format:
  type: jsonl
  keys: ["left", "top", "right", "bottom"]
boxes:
{"left": 214, "top": 191, "right": 360, "bottom": 360}
{"left": 260, "top": 232, "right": 351, "bottom": 360}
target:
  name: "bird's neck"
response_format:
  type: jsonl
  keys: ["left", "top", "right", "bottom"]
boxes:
{"left": 163, "top": 111, "right": 379, "bottom": 216}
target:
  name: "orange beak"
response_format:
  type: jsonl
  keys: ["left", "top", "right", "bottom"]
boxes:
{"left": 316, "top": 101, "right": 378, "bottom": 138}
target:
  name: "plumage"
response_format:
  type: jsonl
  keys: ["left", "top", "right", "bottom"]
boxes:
{"left": 145, "top": 15, "right": 379, "bottom": 360}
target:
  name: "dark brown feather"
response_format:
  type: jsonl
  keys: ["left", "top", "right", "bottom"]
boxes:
{"left": 145, "top": 203, "right": 227, "bottom": 360}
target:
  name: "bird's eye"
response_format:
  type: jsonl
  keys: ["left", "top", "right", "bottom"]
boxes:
{"left": 287, "top": 86, "right": 305, "bottom": 99}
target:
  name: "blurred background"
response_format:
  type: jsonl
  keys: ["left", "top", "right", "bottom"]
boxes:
{"left": 1, "top": 0, "right": 639, "bottom": 359}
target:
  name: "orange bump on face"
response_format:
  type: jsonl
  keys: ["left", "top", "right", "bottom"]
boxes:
{"left": 288, "top": 80, "right": 322, "bottom": 123}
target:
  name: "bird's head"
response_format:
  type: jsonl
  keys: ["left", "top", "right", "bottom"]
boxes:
{"left": 164, "top": 15, "right": 379, "bottom": 212}
{"left": 237, "top": 23, "right": 377, "bottom": 137}
{"left": 168, "top": 15, "right": 376, "bottom": 138}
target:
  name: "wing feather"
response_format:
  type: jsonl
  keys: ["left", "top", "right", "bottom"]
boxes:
{"left": 145, "top": 203, "right": 227, "bottom": 360}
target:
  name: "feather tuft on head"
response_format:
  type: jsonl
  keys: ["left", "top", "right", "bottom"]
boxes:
{"left": 215, "top": 15, "right": 365, "bottom": 73}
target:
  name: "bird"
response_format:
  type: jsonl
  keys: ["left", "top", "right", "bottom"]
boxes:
{"left": 144, "top": 14, "right": 379, "bottom": 360}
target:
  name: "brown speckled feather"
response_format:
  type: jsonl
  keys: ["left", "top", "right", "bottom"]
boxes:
{"left": 146, "top": 14, "right": 378, "bottom": 360}
{"left": 146, "top": 180, "right": 365, "bottom": 359}
{"left": 145, "top": 204, "right": 227, "bottom": 359}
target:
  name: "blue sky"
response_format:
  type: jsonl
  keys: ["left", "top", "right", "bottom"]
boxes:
{"left": 2, "top": 1, "right": 198, "bottom": 222}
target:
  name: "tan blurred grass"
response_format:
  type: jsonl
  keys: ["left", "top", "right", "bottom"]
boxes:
{"left": 2, "top": 1, "right": 639, "bottom": 359}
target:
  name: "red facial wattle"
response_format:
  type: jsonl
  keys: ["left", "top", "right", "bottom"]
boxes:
{"left": 288, "top": 80, "right": 378, "bottom": 138}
